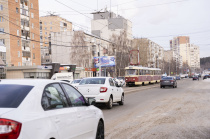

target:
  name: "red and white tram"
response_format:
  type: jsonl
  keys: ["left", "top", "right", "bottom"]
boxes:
{"left": 125, "top": 66, "right": 161, "bottom": 86}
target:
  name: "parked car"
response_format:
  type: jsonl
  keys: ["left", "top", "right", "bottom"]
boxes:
{"left": 78, "top": 77, "right": 124, "bottom": 109}
{"left": 160, "top": 76, "right": 177, "bottom": 88}
{"left": 192, "top": 76, "right": 199, "bottom": 80}
{"left": 0, "top": 79, "right": 104, "bottom": 139}
{"left": 117, "top": 77, "right": 125, "bottom": 86}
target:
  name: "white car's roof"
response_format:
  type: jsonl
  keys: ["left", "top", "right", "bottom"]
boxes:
{"left": 0, "top": 79, "right": 62, "bottom": 86}
{"left": 82, "top": 77, "right": 112, "bottom": 79}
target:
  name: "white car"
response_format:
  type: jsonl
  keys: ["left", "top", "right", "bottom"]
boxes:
{"left": 0, "top": 79, "right": 104, "bottom": 139}
{"left": 78, "top": 77, "right": 124, "bottom": 109}
{"left": 71, "top": 79, "right": 82, "bottom": 88}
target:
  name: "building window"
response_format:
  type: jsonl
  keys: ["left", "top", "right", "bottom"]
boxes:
{"left": 45, "top": 37, "right": 47, "bottom": 39}
{"left": 45, "top": 32, "right": 47, "bottom": 35}
{"left": 16, "top": 8, "right": 19, "bottom": 13}
{"left": 33, "top": 63, "right": 36, "bottom": 66}
{"left": 50, "top": 27, "right": 52, "bottom": 30}
{"left": 0, "top": 39, "right": 5, "bottom": 44}
{"left": 33, "top": 43, "right": 35, "bottom": 49}
{"left": 0, "top": 16, "right": 3, "bottom": 22}
{"left": 18, "top": 40, "right": 20, "bottom": 46}
{"left": 31, "top": 13, "right": 34, "bottom": 18}
{"left": 32, "top": 33, "right": 34, "bottom": 39}
{"left": 0, "top": 28, "right": 4, "bottom": 34}
{"left": 18, "top": 51, "right": 20, "bottom": 57}
{"left": 33, "top": 53, "right": 35, "bottom": 59}
{"left": 17, "top": 30, "right": 19, "bottom": 36}
{"left": 31, "top": 3, "right": 33, "bottom": 8}
{"left": 44, "top": 22, "right": 47, "bottom": 25}
{"left": 15, "top": 0, "right": 18, "bottom": 2}
{"left": 50, "top": 22, "right": 52, "bottom": 24}
{"left": 18, "top": 62, "right": 21, "bottom": 66}
{"left": 32, "top": 23, "right": 34, "bottom": 28}
{"left": 45, "top": 27, "right": 47, "bottom": 30}
{"left": 0, "top": 5, "right": 3, "bottom": 11}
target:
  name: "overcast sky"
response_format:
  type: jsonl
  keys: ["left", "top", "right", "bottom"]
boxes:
{"left": 39, "top": 0, "right": 210, "bottom": 58}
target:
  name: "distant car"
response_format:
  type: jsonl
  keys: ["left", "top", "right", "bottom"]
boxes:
{"left": 176, "top": 76, "right": 181, "bottom": 80}
{"left": 78, "top": 77, "right": 124, "bottom": 109}
{"left": 0, "top": 79, "right": 104, "bottom": 139}
{"left": 160, "top": 76, "right": 177, "bottom": 88}
{"left": 203, "top": 75, "right": 210, "bottom": 80}
{"left": 192, "top": 76, "right": 199, "bottom": 80}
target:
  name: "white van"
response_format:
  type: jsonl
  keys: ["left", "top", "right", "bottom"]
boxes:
{"left": 51, "top": 72, "right": 73, "bottom": 83}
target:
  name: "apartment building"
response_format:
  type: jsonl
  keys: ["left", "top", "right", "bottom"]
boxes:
{"left": 132, "top": 38, "right": 164, "bottom": 69}
{"left": 170, "top": 36, "right": 190, "bottom": 68}
{"left": 188, "top": 44, "right": 200, "bottom": 70}
{"left": 0, "top": 0, "right": 41, "bottom": 66}
{"left": 51, "top": 31, "right": 111, "bottom": 78}
{"left": 0, "top": 42, "right": 6, "bottom": 79}
{"left": 40, "top": 15, "right": 72, "bottom": 64}
{"left": 170, "top": 36, "right": 200, "bottom": 71}
{"left": 91, "top": 10, "right": 133, "bottom": 40}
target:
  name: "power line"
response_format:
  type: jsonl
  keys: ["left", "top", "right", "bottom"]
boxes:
{"left": 119, "top": 0, "right": 190, "bottom": 11}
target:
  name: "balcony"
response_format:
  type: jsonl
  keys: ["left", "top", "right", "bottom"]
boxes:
{"left": 20, "top": 3, "right": 28, "bottom": 10}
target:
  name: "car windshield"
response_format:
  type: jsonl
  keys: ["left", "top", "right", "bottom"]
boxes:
{"left": 162, "top": 77, "right": 173, "bottom": 80}
{"left": 0, "top": 84, "right": 34, "bottom": 108}
{"left": 117, "top": 77, "right": 124, "bottom": 80}
{"left": 72, "top": 79, "right": 81, "bottom": 84}
{"left": 79, "top": 78, "right": 106, "bottom": 85}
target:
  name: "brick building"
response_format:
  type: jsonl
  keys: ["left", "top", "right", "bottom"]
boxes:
{"left": 0, "top": 0, "right": 41, "bottom": 66}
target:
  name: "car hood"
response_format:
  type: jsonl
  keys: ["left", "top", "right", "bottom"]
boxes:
{"left": 0, "top": 108, "right": 15, "bottom": 117}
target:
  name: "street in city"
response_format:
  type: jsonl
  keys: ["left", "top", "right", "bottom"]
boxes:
{"left": 101, "top": 79, "right": 210, "bottom": 139}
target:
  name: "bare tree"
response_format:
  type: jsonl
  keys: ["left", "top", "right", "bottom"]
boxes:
{"left": 70, "top": 31, "right": 91, "bottom": 68}
{"left": 108, "top": 31, "right": 132, "bottom": 77}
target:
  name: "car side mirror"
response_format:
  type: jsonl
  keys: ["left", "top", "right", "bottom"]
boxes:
{"left": 87, "top": 97, "right": 96, "bottom": 105}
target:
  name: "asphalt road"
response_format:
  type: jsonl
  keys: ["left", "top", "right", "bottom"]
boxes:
{"left": 98, "top": 78, "right": 205, "bottom": 138}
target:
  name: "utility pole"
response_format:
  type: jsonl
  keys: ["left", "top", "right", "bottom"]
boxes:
{"left": 99, "top": 41, "right": 101, "bottom": 77}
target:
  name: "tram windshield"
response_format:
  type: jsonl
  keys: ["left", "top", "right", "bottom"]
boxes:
{"left": 126, "top": 69, "right": 137, "bottom": 75}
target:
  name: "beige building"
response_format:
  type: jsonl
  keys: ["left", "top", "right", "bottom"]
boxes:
{"left": 51, "top": 31, "right": 112, "bottom": 78}
{"left": 188, "top": 44, "right": 200, "bottom": 70}
{"left": 0, "top": 0, "right": 41, "bottom": 66}
{"left": 170, "top": 36, "right": 200, "bottom": 71}
{"left": 132, "top": 38, "right": 164, "bottom": 69}
{"left": 40, "top": 15, "right": 72, "bottom": 63}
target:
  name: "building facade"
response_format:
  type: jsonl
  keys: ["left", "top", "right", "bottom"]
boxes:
{"left": 91, "top": 10, "right": 133, "bottom": 40}
{"left": 132, "top": 38, "right": 164, "bottom": 69}
{"left": 51, "top": 31, "right": 112, "bottom": 78}
{"left": 0, "top": 0, "right": 41, "bottom": 66}
{"left": 40, "top": 15, "right": 72, "bottom": 64}
{"left": 170, "top": 36, "right": 200, "bottom": 71}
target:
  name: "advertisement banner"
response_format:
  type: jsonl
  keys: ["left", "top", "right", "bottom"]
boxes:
{"left": 94, "top": 56, "right": 115, "bottom": 68}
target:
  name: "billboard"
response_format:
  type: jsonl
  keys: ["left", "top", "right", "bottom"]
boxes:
{"left": 94, "top": 56, "right": 115, "bottom": 68}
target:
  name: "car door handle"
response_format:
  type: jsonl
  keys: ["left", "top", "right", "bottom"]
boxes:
{"left": 77, "top": 114, "right": 81, "bottom": 118}
{"left": 54, "top": 118, "right": 60, "bottom": 123}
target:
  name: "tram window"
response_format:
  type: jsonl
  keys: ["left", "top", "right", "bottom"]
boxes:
{"left": 139, "top": 70, "right": 142, "bottom": 75}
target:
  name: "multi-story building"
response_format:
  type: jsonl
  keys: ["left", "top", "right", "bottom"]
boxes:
{"left": 0, "top": 42, "right": 6, "bottom": 79}
{"left": 0, "top": 0, "right": 41, "bottom": 66}
{"left": 170, "top": 36, "right": 200, "bottom": 71}
{"left": 132, "top": 38, "right": 164, "bottom": 69}
{"left": 40, "top": 15, "right": 72, "bottom": 64}
{"left": 51, "top": 31, "right": 112, "bottom": 78}
{"left": 91, "top": 10, "right": 133, "bottom": 40}
{"left": 188, "top": 44, "right": 200, "bottom": 71}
